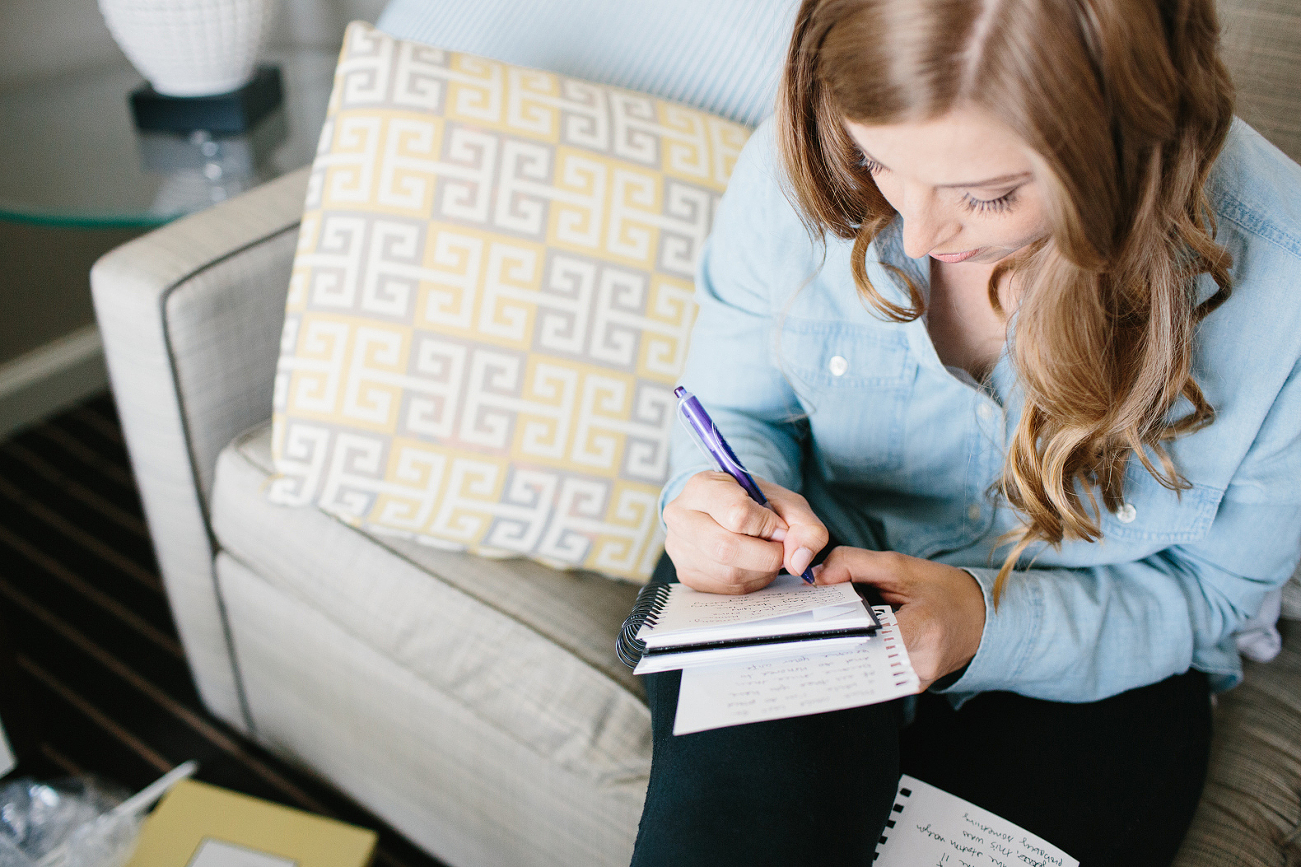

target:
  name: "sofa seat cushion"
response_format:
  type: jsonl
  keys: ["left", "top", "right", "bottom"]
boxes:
{"left": 212, "top": 421, "right": 650, "bottom": 787}
{"left": 1174, "top": 618, "right": 1301, "bottom": 866}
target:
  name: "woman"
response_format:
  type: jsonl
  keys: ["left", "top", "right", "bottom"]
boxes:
{"left": 632, "top": 0, "right": 1301, "bottom": 865}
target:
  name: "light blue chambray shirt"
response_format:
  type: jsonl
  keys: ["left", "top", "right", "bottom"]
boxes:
{"left": 659, "top": 118, "right": 1301, "bottom": 705}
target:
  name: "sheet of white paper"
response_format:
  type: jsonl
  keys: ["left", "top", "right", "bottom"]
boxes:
{"left": 673, "top": 606, "right": 919, "bottom": 735}
{"left": 875, "top": 776, "right": 1079, "bottom": 867}
{"left": 640, "top": 574, "right": 863, "bottom": 643}
{"left": 811, "top": 600, "right": 864, "bottom": 620}
{"left": 189, "top": 839, "right": 298, "bottom": 867}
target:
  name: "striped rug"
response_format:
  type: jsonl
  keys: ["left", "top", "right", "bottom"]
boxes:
{"left": 0, "top": 392, "right": 448, "bottom": 867}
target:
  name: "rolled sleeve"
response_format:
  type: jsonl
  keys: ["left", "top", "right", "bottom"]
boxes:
{"left": 936, "top": 547, "right": 1289, "bottom": 705}
{"left": 936, "top": 347, "right": 1301, "bottom": 705}
{"left": 937, "top": 567, "right": 1040, "bottom": 704}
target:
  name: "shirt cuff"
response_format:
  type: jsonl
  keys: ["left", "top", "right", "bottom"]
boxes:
{"left": 930, "top": 566, "right": 1041, "bottom": 706}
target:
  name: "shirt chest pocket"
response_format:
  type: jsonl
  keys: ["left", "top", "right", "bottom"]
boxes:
{"left": 1099, "top": 466, "right": 1224, "bottom": 545}
{"left": 778, "top": 319, "right": 917, "bottom": 477}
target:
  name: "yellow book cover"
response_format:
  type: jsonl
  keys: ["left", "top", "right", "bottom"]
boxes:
{"left": 125, "top": 780, "right": 377, "bottom": 867}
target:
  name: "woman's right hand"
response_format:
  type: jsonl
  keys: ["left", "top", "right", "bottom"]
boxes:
{"left": 663, "top": 471, "right": 830, "bottom": 595}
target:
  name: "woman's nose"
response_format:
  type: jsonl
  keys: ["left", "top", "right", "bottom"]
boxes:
{"left": 897, "top": 189, "right": 954, "bottom": 259}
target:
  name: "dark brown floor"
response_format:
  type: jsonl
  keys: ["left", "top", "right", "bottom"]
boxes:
{"left": 0, "top": 392, "right": 449, "bottom": 867}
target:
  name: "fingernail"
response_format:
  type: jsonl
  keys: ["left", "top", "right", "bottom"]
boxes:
{"left": 769, "top": 527, "right": 787, "bottom": 542}
{"left": 812, "top": 563, "right": 825, "bottom": 579}
{"left": 791, "top": 547, "right": 814, "bottom": 575}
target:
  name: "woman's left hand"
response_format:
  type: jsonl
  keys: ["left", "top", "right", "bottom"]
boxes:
{"left": 814, "top": 548, "right": 986, "bottom": 691}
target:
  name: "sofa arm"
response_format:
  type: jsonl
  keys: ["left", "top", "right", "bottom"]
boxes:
{"left": 89, "top": 167, "right": 308, "bottom": 729}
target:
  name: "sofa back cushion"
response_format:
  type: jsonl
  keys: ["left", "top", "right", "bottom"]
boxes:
{"left": 268, "top": 22, "right": 752, "bottom": 581}
{"left": 1219, "top": 0, "right": 1301, "bottom": 164}
{"left": 376, "top": 0, "right": 800, "bottom": 128}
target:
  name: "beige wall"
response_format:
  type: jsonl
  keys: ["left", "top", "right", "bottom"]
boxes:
{"left": 0, "top": 224, "right": 140, "bottom": 364}
{"left": 0, "top": 0, "right": 126, "bottom": 88}
{"left": 0, "top": 0, "right": 387, "bottom": 88}
{"left": 0, "top": 0, "right": 385, "bottom": 371}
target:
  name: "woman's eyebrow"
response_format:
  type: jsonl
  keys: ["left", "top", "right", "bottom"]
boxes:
{"left": 856, "top": 145, "right": 1032, "bottom": 189}
{"left": 936, "top": 171, "right": 1032, "bottom": 189}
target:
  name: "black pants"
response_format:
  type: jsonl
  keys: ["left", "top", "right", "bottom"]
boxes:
{"left": 630, "top": 555, "right": 1213, "bottom": 867}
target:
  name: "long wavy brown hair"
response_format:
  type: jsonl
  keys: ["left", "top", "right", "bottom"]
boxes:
{"left": 778, "top": 0, "right": 1235, "bottom": 598}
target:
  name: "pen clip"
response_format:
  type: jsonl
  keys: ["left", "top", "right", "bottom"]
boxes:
{"left": 677, "top": 399, "right": 723, "bottom": 472}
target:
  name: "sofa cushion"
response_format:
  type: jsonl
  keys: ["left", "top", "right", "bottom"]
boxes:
{"left": 1174, "top": 619, "right": 1301, "bottom": 866}
{"left": 376, "top": 0, "right": 800, "bottom": 128}
{"left": 269, "top": 22, "right": 752, "bottom": 581}
{"left": 1219, "top": 0, "right": 1301, "bottom": 165}
{"left": 214, "top": 421, "right": 650, "bottom": 787}
{"left": 216, "top": 553, "right": 645, "bottom": 867}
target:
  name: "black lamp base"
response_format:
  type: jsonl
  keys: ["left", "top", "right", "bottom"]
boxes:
{"left": 130, "top": 65, "right": 284, "bottom": 134}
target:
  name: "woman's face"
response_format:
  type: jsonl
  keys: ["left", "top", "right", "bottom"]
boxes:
{"left": 843, "top": 106, "right": 1050, "bottom": 266}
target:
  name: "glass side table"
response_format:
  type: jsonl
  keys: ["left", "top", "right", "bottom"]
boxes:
{"left": 0, "top": 48, "right": 337, "bottom": 229}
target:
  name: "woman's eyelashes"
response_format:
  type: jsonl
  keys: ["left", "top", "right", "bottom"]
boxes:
{"left": 961, "top": 189, "right": 1019, "bottom": 214}
{"left": 859, "top": 155, "right": 886, "bottom": 175}
{"left": 857, "top": 155, "right": 1021, "bottom": 216}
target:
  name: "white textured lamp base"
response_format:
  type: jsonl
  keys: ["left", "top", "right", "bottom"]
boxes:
{"left": 98, "top": 0, "right": 279, "bottom": 97}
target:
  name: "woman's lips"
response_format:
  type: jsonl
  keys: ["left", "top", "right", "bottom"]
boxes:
{"left": 930, "top": 248, "right": 982, "bottom": 263}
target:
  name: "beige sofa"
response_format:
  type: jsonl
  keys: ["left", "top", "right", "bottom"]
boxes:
{"left": 89, "top": 2, "right": 1301, "bottom": 865}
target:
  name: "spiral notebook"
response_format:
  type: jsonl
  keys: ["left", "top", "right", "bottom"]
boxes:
{"left": 673, "top": 605, "right": 919, "bottom": 734}
{"left": 875, "top": 776, "right": 1078, "bottom": 866}
{"left": 616, "top": 574, "right": 881, "bottom": 673}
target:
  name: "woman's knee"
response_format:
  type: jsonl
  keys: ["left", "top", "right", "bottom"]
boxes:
{"left": 634, "top": 678, "right": 902, "bottom": 866}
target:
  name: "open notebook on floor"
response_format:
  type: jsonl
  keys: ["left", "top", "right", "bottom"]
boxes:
{"left": 875, "top": 776, "right": 1079, "bottom": 867}
{"left": 617, "top": 574, "right": 882, "bottom": 674}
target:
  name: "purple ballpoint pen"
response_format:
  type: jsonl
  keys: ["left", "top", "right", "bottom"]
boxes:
{"left": 674, "top": 386, "right": 817, "bottom": 584}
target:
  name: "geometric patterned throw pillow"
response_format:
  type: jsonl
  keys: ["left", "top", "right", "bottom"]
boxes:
{"left": 269, "top": 23, "right": 752, "bottom": 581}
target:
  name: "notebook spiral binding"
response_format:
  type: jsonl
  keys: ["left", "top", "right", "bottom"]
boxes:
{"left": 616, "top": 581, "right": 673, "bottom": 668}
{"left": 873, "top": 784, "right": 913, "bottom": 860}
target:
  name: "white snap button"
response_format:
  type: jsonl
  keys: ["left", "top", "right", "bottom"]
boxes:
{"left": 967, "top": 504, "right": 982, "bottom": 521}
{"left": 829, "top": 355, "right": 848, "bottom": 377}
{"left": 977, "top": 403, "right": 994, "bottom": 420}
{"left": 1116, "top": 503, "right": 1137, "bottom": 524}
